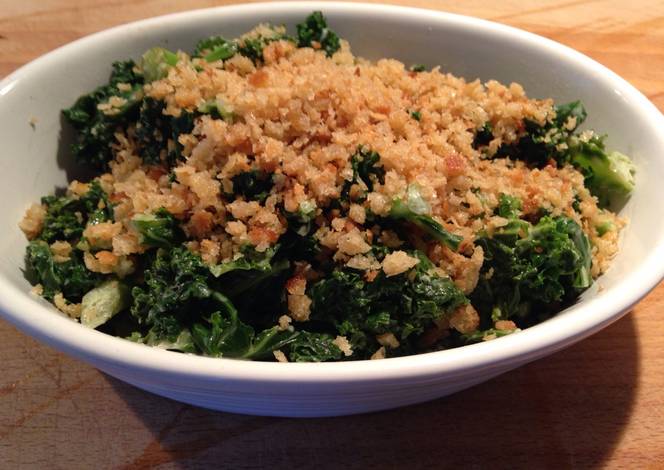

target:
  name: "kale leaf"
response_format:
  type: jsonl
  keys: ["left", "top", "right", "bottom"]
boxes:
{"left": 140, "top": 47, "right": 178, "bottom": 83}
{"left": 192, "top": 307, "right": 298, "bottom": 360}
{"left": 130, "top": 247, "right": 294, "bottom": 359}
{"left": 494, "top": 101, "right": 635, "bottom": 207}
{"left": 209, "top": 245, "right": 279, "bottom": 278}
{"left": 388, "top": 185, "right": 462, "bottom": 251}
{"left": 131, "top": 208, "right": 182, "bottom": 248}
{"left": 26, "top": 241, "right": 101, "bottom": 301}
{"left": 131, "top": 247, "right": 212, "bottom": 327}
{"left": 341, "top": 146, "right": 386, "bottom": 201}
{"left": 307, "top": 252, "right": 467, "bottom": 358}
{"left": 231, "top": 170, "right": 273, "bottom": 203}
{"left": 565, "top": 135, "right": 635, "bottom": 207}
{"left": 236, "top": 28, "right": 294, "bottom": 64}
{"left": 193, "top": 36, "right": 238, "bottom": 62}
{"left": 473, "top": 122, "right": 493, "bottom": 149}
{"left": 494, "top": 101, "right": 586, "bottom": 166}
{"left": 287, "top": 331, "right": 343, "bottom": 362}
{"left": 471, "top": 215, "right": 592, "bottom": 328}
{"left": 62, "top": 61, "right": 143, "bottom": 170}
{"left": 496, "top": 193, "right": 522, "bottom": 219}
{"left": 39, "top": 180, "right": 112, "bottom": 243}
{"left": 296, "top": 11, "right": 341, "bottom": 57}
{"left": 135, "top": 97, "right": 196, "bottom": 167}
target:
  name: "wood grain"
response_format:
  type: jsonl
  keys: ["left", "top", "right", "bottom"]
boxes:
{"left": 1, "top": 1, "right": 664, "bottom": 468}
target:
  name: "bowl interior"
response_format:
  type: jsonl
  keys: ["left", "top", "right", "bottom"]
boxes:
{"left": 0, "top": 2, "right": 662, "bottom": 379}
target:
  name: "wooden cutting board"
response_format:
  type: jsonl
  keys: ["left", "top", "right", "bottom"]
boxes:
{"left": 1, "top": 1, "right": 664, "bottom": 468}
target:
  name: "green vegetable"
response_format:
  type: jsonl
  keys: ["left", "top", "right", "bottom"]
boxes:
{"left": 230, "top": 170, "right": 273, "bottom": 203}
{"left": 307, "top": 252, "right": 467, "bottom": 358}
{"left": 209, "top": 245, "right": 278, "bottom": 278}
{"left": 495, "top": 100, "right": 635, "bottom": 207}
{"left": 193, "top": 36, "right": 238, "bottom": 62}
{"left": 80, "top": 280, "right": 130, "bottom": 329}
{"left": 341, "top": 146, "right": 386, "bottom": 201}
{"left": 192, "top": 305, "right": 298, "bottom": 360}
{"left": 287, "top": 331, "right": 343, "bottom": 362}
{"left": 471, "top": 215, "right": 592, "bottom": 327}
{"left": 462, "top": 327, "right": 518, "bottom": 344}
{"left": 39, "top": 180, "right": 112, "bottom": 244}
{"left": 197, "top": 99, "right": 235, "bottom": 121}
{"left": 473, "top": 122, "right": 493, "bottom": 148}
{"left": 130, "top": 247, "right": 294, "bottom": 359}
{"left": 131, "top": 247, "right": 212, "bottom": 327}
{"left": 410, "top": 64, "right": 426, "bottom": 72}
{"left": 389, "top": 185, "right": 462, "bottom": 251}
{"left": 596, "top": 219, "right": 615, "bottom": 236}
{"left": 130, "top": 328, "right": 195, "bottom": 353}
{"left": 296, "top": 11, "right": 341, "bottom": 57}
{"left": 567, "top": 138, "right": 636, "bottom": 207}
{"left": 26, "top": 241, "right": 101, "bottom": 302}
{"left": 131, "top": 208, "right": 182, "bottom": 248}
{"left": 496, "top": 193, "right": 522, "bottom": 219}
{"left": 237, "top": 27, "right": 294, "bottom": 64}
{"left": 140, "top": 47, "right": 179, "bottom": 83}
{"left": 410, "top": 110, "right": 422, "bottom": 121}
{"left": 135, "top": 97, "right": 196, "bottom": 166}
{"left": 62, "top": 61, "right": 144, "bottom": 170}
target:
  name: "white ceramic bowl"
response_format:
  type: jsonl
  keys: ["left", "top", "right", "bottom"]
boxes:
{"left": 1, "top": 2, "right": 663, "bottom": 417}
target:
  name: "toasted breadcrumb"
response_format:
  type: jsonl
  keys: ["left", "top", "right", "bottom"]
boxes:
{"left": 371, "top": 347, "right": 386, "bottom": 360}
{"left": 53, "top": 293, "right": 82, "bottom": 319}
{"left": 273, "top": 350, "right": 288, "bottom": 363}
{"left": 382, "top": 251, "right": 420, "bottom": 277}
{"left": 333, "top": 335, "right": 353, "bottom": 357}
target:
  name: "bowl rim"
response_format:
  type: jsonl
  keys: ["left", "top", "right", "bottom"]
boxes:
{"left": 1, "top": 1, "right": 664, "bottom": 385}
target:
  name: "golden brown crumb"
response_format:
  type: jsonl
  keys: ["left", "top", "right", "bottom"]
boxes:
{"left": 83, "top": 222, "right": 122, "bottom": 249}
{"left": 370, "top": 347, "right": 386, "bottom": 360}
{"left": 382, "top": 251, "right": 420, "bottom": 277}
{"left": 53, "top": 293, "right": 82, "bottom": 319}
{"left": 19, "top": 204, "right": 46, "bottom": 240}
{"left": 333, "top": 336, "right": 353, "bottom": 357}
{"left": 495, "top": 320, "right": 518, "bottom": 331}
{"left": 376, "top": 332, "right": 400, "bottom": 349}
{"left": 30, "top": 284, "right": 44, "bottom": 296}
{"left": 50, "top": 241, "right": 72, "bottom": 263}
{"left": 273, "top": 350, "right": 288, "bottom": 362}
{"left": 449, "top": 304, "right": 480, "bottom": 334}
{"left": 278, "top": 315, "right": 292, "bottom": 331}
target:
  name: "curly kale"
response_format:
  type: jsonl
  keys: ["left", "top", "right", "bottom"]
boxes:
{"left": 26, "top": 241, "right": 101, "bottom": 301}
{"left": 140, "top": 47, "right": 178, "bottom": 83}
{"left": 296, "top": 11, "right": 341, "bottom": 57}
{"left": 131, "top": 208, "right": 182, "bottom": 249}
{"left": 237, "top": 27, "right": 294, "bottom": 64}
{"left": 63, "top": 61, "right": 143, "bottom": 170}
{"left": 131, "top": 247, "right": 212, "bottom": 327}
{"left": 341, "top": 146, "right": 386, "bottom": 201}
{"left": 496, "top": 193, "right": 522, "bottom": 219}
{"left": 388, "top": 185, "right": 462, "bottom": 251}
{"left": 287, "top": 331, "right": 344, "bottom": 362}
{"left": 192, "top": 307, "right": 298, "bottom": 360}
{"left": 38, "top": 180, "right": 112, "bottom": 243}
{"left": 472, "top": 122, "right": 493, "bottom": 148}
{"left": 230, "top": 170, "right": 273, "bottom": 203}
{"left": 565, "top": 135, "right": 635, "bottom": 207}
{"left": 130, "top": 247, "right": 295, "bottom": 358}
{"left": 490, "top": 100, "right": 635, "bottom": 207}
{"left": 307, "top": 251, "right": 467, "bottom": 359}
{"left": 193, "top": 36, "right": 238, "bottom": 62}
{"left": 471, "top": 214, "right": 592, "bottom": 329}
{"left": 135, "top": 98, "right": 196, "bottom": 167}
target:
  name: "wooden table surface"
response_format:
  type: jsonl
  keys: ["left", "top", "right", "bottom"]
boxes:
{"left": 2, "top": 1, "right": 664, "bottom": 468}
